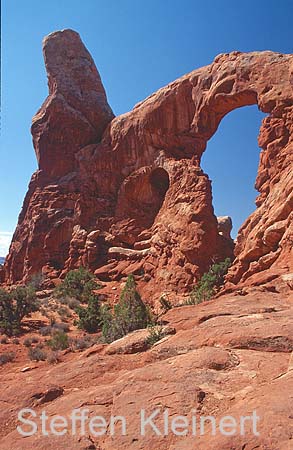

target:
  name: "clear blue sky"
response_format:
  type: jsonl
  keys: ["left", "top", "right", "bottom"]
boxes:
{"left": 1, "top": 0, "right": 292, "bottom": 254}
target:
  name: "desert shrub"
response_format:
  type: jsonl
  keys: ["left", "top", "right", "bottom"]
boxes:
{"left": 47, "top": 351, "right": 61, "bottom": 364}
{"left": 159, "top": 295, "right": 172, "bottom": 312}
{"left": 188, "top": 258, "right": 231, "bottom": 305}
{"left": 36, "top": 342, "right": 45, "bottom": 349}
{"left": 12, "top": 338, "right": 20, "bottom": 345}
{"left": 0, "top": 352, "right": 15, "bottom": 365}
{"left": 55, "top": 267, "right": 99, "bottom": 303}
{"left": 75, "top": 294, "right": 101, "bottom": 333}
{"left": 57, "top": 305, "right": 71, "bottom": 318}
{"left": 146, "top": 325, "right": 165, "bottom": 346}
{"left": 39, "top": 326, "right": 53, "bottom": 336}
{"left": 23, "top": 338, "right": 33, "bottom": 347}
{"left": 58, "top": 296, "right": 81, "bottom": 310}
{"left": 28, "top": 346, "right": 47, "bottom": 361}
{"left": 71, "top": 336, "right": 93, "bottom": 351}
{"left": 101, "top": 275, "right": 151, "bottom": 343}
{"left": 47, "top": 331, "right": 69, "bottom": 351}
{"left": 0, "top": 336, "right": 8, "bottom": 344}
{"left": 0, "top": 286, "right": 39, "bottom": 336}
{"left": 53, "top": 322, "right": 70, "bottom": 333}
{"left": 68, "top": 298, "right": 81, "bottom": 309}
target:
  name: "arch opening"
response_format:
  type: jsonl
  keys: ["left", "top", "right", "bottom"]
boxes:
{"left": 114, "top": 167, "right": 170, "bottom": 246}
{"left": 149, "top": 167, "right": 170, "bottom": 198}
{"left": 201, "top": 105, "right": 267, "bottom": 240}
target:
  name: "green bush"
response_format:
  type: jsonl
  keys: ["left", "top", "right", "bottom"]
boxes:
{"left": 55, "top": 267, "right": 99, "bottom": 303}
{"left": 100, "top": 304, "right": 118, "bottom": 343}
{"left": 146, "top": 325, "right": 165, "bottom": 346}
{"left": 75, "top": 294, "right": 101, "bottom": 333}
{"left": 0, "top": 286, "right": 38, "bottom": 336}
{"left": 47, "top": 331, "right": 69, "bottom": 351}
{"left": 159, "top": 295, "right": 172, "bottom": 312}
{"left": 101, "top": 275, "right": 151, "bottom": 343}
{"left": 188, "top": 258, "right": 231, "bottom": 305}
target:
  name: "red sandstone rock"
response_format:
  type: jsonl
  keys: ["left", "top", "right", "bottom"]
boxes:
{"left": 32, "top": 29, "right": 114, "bottom": 178}
{"left": 1, "top": 34, "right": 292, "bottom": 450}
{"left": 105, "top": 326, "right": 176, "bottom": 355}
{"left": 0, "top": 289, "right": 292, "bottom": 449}
{"left": 217, "top": 216, "right": 233, "bottom": 239}
{"left": 3, "top": 31, "right": 293, "bottom": 300}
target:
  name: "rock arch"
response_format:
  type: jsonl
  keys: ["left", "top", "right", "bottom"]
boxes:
{"left": 4, "top": 31, "right": 292, "bottom": 298}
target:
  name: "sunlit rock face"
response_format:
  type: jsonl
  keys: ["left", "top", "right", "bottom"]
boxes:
{"left": 4, "top": 30, "right": 293, "bottom": 298}
{"left": 32, "top": 29, "right": 115, "bottom": 178}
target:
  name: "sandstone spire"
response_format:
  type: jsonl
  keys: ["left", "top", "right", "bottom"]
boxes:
{"left": 32, "top": 29, "right": 114, "bottom": 178}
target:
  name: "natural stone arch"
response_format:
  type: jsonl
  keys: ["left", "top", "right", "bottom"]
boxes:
{"left": 4, "top": 29, "right": 292, "bottom": 296}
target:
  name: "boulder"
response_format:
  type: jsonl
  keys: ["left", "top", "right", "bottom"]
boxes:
{"left": 217, "top": 216, "right": 232, "bottom": 239}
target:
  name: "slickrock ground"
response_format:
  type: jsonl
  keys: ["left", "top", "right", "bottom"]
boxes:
{"left": 3, "top": 29, "right": 292, "bottom": 300}
{"left": 0, "top": 283, "right": 292, "bottom": 450}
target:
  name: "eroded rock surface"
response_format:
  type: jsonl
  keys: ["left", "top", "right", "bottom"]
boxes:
{"left": 0, "top": 289, "right": 292, "bottom": 449}
{"left": 33, "top": 29, "right": 114, "bottom": 177}
{"left": 3, "top": 30, "right": 293, "bottom": 298}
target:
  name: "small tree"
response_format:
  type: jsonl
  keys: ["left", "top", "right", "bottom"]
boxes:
{"left": 101, "top": 275, "right": 151, "bottom": 343}
{"left": 189, "top": 258, "right": 231, "bottom": 304}
{"left": 0, "top": 286, "right": 38, "bottom": 336}
{"left": 75, "top": 294, "right": 101, "bottom": 333}
{"left": 55, "top": 267, "right": 99, "bottom": 303}
{"left": 100, "top": 304, "right": 115, "bottom": 342}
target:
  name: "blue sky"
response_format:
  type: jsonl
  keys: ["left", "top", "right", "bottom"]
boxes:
{"left": 1, "top": 0, "right": 292, "bottom": 255}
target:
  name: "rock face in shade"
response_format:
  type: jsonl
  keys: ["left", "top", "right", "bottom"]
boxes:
{"left": 3, "top": 31, "right": 293, "bottom": 298}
